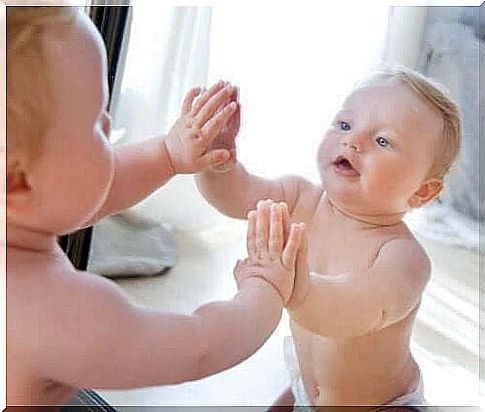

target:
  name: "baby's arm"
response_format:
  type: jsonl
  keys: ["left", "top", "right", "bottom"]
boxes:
{"left": 288, "top": 236, "right": 431, "bottom": 337}
{"left": 16, "top": 203, "right": 304, "bottom": 389}
{"left": 84, "top": 81, "right": 237, "bottom": 226}
{"left": 197, "top": 163, "right": 309, "bottom": 220}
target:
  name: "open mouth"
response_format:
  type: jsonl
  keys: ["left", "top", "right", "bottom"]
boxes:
{"left": 332, "top": 155, "right": 360, "bottom": 177}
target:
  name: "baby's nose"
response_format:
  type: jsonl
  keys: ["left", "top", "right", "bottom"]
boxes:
{"left": 342, "top": 134, "right": 362, "bottom": 152}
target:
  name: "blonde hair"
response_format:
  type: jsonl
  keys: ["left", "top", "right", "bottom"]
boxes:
{"left": 7, "top": 6, "right": 80, "bottom": 167}
{"left": 355, "top": 66, "right": 462, "bottom": 180}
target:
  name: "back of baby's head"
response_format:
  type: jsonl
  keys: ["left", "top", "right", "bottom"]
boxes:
{"left": 354, "top": 66, "right": 462, "bottom": 180}
{"left": 7, "top": 5, "right": 79, "bottom": 167}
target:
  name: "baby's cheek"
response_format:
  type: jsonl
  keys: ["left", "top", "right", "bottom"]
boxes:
{"left": 316, "top": 138, "right": 332, "bottom": 163}
{"left": 368, "top": 162, "right": 408, "bottom": 203}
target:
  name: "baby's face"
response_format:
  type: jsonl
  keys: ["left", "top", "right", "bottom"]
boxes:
{"left": 317, "top": 82, "right": 443, "bottom": 217}
{"left": 30, "top": 14, "right": 114, "bottom": 234}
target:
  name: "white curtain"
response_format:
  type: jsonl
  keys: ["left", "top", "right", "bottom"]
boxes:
{"left": 88, "top": 5, "right": 214, "bottom": 276}
{"left": 112, "top": 5, "right": 212, "bottom": 145}
{"left": 110, "top": 5, "right": 217, "bottom": 231}
{"left": 208, "top": 4, "right": 389, "bottom": 183}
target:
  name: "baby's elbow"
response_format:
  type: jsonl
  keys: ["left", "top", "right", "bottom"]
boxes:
{"left": 191, "top": 313, "right": 214, "bottom": 381}
{"left": 373, "top": 299, "right": 421, "bottom": 331}
{"left": 368, "top": 308, "right": 389, "bottom": 332}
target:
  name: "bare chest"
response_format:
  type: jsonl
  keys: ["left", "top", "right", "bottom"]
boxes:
{"left": 304, "top": 207, "right": 403, "bottom": 275}
{"left": 307, "top": 224, "right": 379, "bottom": 274}
{"left": 291, "top": 190, "right": 405, "bottom": 275}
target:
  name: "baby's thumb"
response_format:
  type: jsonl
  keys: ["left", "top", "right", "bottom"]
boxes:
{"left": 295, "top": 223, "right": 308, "bottom": 276}
{"left": 288, "top": 225, "right": 310, "bottom": 310}
{"left": 203, "top": 149, "right": 230, "bottom": 169}
{"left": 297, "top": 224, "right": 308, "bottom": 260}
{"left": 295, "top": 224, "right": 309, "bottom": 272}
{"left": 282, "top": 223, "right": 305, "bottom": 270}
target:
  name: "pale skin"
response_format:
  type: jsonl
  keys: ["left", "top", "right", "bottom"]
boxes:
{"left": 197, "top": 82, "right": 446, "bottom": 407}
{"left": 6, "top": 14, "right": 306, "bottom": 408}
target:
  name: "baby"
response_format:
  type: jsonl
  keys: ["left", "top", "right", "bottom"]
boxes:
{"left": 6, "top": 7, "right": 306, "bottom": 409}
{"left": 197, "top": 67, "right": 461, "bottom": 409}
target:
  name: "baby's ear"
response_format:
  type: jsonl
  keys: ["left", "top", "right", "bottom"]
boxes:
{"left": 407, "top": 178, "right": 443, "bottom": 208}
{"left": 6, "top": 158, "right": 33, "bottom": 214}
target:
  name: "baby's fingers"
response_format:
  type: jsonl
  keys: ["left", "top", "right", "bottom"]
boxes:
{"left": 181, "top": 86, "right": 202, "bottom": 115}
{"left": 255, "top": 200, "right": 271, "bottom": 254}
{"left": 200, "top": 101, "right": 238, "bottom": 145}
{"left": 295, "top": 223, "right": 309, "bottom": 274}
{"left": 281, "top": 223, "right": 306, "bottom": 270}
{"left": 280, "top": 202, "right": 290, "bottom": 242}
{"left": 193, "top": 85, "right": 233, "bottom": 128}
{"left": 191, "top": 80, "right": 225, "bottom": 115}
{"left": 268, "top": 203, "right": 284, "bottom": 256}
{"left": 246, "top": 210, "right": 257, "bottom": 258}
{"left": 198, "top": 149, "right": 231, "bottom": 170}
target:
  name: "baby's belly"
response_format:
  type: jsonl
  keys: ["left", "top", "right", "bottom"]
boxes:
{"left": 290, "top": 318, "right": 419, "bottom": 406}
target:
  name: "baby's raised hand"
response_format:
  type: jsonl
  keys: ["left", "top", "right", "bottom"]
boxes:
{"left": 164, "top": 80, "right": 237, "bottom": 174}
{"left": 234, "top": 200, "right": 306, "bottom": 303}
{"left": 209, "top": 86, "right": 240, "bottom": 172}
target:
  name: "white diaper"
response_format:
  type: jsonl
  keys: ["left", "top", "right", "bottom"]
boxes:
{"left": 283, "top": 336, "right": 313, "bottom": 409}
{"left": 283, "top": 336, "right": 427, "bottom": 411}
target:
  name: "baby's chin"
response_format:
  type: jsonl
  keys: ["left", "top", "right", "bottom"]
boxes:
{"left": 325, "top": 187, "right": 407, "bottom": 221}
{"left": 52, "top": 215, "right": 94, "bottom": 236}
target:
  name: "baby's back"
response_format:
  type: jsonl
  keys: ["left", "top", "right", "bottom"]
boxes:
{"left": 8, "top": 246, "right": 80, "bottom": 408}
{"left": 290, "top": 191, "right": 425, "bottom": 406}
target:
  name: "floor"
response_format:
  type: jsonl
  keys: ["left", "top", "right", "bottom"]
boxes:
{"left": 96, "top": 213, "right": 483, "bottom": 409}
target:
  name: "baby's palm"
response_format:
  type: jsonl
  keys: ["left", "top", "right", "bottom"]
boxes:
{"left": 210, "top": 89, "right": 240, "bottom": 171}
{"left": 235, "top": 201, "right": 304, "bottom": 304}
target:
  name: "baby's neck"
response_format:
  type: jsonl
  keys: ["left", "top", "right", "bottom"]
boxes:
{"left": 7, "top": 222, "right": 62, "bottom": 255}
{"left": 326, "top": 195, "right": 405, "bottom": 227}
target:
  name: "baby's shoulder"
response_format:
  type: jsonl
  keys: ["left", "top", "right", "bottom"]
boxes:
{"left": 6, "top": 246, "right": 106, "bottom": 327}
{"left": 7, "top": 246, "right": 75, "bottom": 286}
{"left": 8, "top": 246, "right": 124, "bottom": 347}
{"left": 377, "top": 222, "right": 427, "bottom": 253}
{"left": 7, "top": 247, "right": 76, "bottom": 356}
{"left": 8, "top": 246, "right": 114, "bottom": 302}
{"left": 289, "top": 182, "right": 324, "bottom": 223}
{"left": 375, "top": 230, "right": 431, "bottom": 281}
{"left": 373, "top": 221, "right": 425, "bottom": 254}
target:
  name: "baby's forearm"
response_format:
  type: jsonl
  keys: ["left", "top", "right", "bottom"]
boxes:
{"left": 196, "top": 163, "right": 253, "bottom": 219}
{"left": 194, "top": 277, "right": 283, "bottom": 379}
{"left": 126, "top": 277, "right": 283, "bottom": 386}
{"left": 89, "top": 136, "right": 174, "bottom": 223}
{"left": 33, "top": 270, "right": 283, "bottom": 389}
{"left": 196, "top": 163, "right": 287, "bottom": 220}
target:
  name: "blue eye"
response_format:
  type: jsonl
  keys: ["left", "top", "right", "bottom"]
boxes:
{"left": 376, "top": 136, "right": 390, "bottom": 148}
{"left": 339, "top": 121, "right": 351, "bottom": 131}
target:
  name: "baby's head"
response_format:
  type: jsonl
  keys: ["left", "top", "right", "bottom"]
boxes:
{"left": 7, "top": 6, "right": 114, "bottom": 236}
{"left": 317, "top": 66, "right": 461, "bottom": 220}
